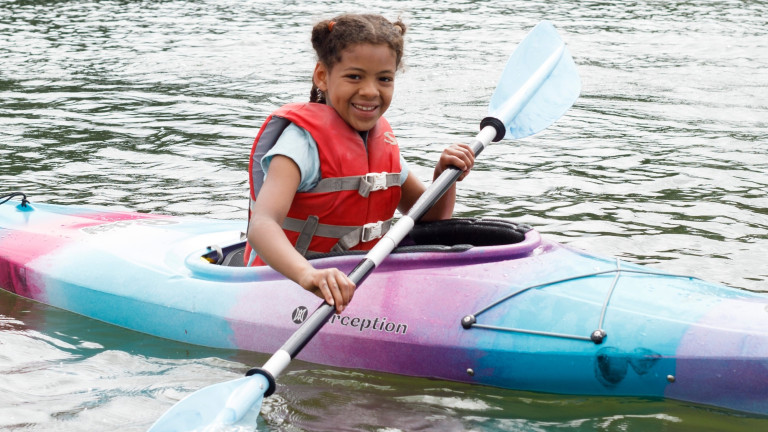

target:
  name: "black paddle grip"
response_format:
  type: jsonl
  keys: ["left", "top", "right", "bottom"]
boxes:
{"left": 480, "top": 117, "right": 506, "bottom": 142}
{"left": 245, "top": 367, "right": 277, "bottom": 397}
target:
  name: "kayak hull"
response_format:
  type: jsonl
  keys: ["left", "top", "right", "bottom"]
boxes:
{"left": 1, "top": 201, "right": 767, "bottom": 416}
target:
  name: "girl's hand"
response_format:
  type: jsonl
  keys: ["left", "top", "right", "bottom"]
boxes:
{"left": 298, "top": 267, "right": 356, "bottom": 314}
{"left": 435, "top": 143, "right": 475, "bottom": 181}
{"left": 249, "top": 155, "right": 356, "bottom": 313}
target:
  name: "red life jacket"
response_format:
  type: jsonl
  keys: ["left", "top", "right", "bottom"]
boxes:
{"left": 245, "top": 103, "right": 402, "bottom": 266}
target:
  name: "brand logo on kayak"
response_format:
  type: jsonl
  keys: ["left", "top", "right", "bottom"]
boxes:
{"left": 329, "top": 313, "right": 408, "bottom": 335}
{"left": 81, "top": 218, "right": 178, "bottom": 234}
{"left": 292, "top": 306, "right": 308, "bottom": 324}
{"left": 291, "top": 307, "right": 408, "bottom": 335}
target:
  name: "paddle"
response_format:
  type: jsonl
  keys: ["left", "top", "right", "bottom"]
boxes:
{"left": 148, "top": 20, "right": 580, "bottom": 432}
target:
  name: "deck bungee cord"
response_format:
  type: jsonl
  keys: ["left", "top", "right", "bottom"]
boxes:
{"left": 462, "top": 258, "right": 700, "bottom": 344}
{"left": 0, "top": 192, "right": 30, "bottom": 208}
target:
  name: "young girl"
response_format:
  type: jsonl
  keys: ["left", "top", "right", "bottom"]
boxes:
{"left": 246, "top": 14, "right": 474, "bottom": 313}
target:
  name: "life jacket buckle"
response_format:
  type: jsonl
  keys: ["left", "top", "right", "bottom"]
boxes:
{"left": 361, "top": 220, "right": 384, "bottom": 242}
{"left": 364, "top": 172, "right": 389, "bottom": 192}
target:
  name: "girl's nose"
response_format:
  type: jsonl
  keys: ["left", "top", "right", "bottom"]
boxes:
{"left": 359, "top": 79, "right": 379, "bottom": 98}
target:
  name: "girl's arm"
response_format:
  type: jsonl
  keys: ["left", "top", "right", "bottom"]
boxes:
{"left": 247, "top": 155, "right": 355, "bottom": 313}
{"left": 398, "top": 143, "right": 475, "bottom": 220}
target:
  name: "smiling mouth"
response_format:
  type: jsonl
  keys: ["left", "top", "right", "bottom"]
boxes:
{"left": 352, "top": 103, "right": 377, "bottom": 112}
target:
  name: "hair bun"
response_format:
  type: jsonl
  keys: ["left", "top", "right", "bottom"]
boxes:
{"left": 393, "top": 21, "right": 406, "bottom": 36}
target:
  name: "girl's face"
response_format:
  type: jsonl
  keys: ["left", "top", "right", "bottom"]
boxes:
{"left": 313, "top": 43, "right": 397, "bottom": 132}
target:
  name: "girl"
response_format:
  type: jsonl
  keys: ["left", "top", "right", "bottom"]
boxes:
{"left": 246, "top": 14, "right": 474, "bottom": 313}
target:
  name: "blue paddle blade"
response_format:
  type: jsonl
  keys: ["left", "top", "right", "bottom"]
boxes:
{"left": 489, "top": 21, "right": 580, "bottom": 139}
{"left": 148, "top": 375, "right": 269, "bottom": 432}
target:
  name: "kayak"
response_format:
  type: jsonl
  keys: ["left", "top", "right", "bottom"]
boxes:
{"left": 1, "top": 198, "right": 767, "bottom": 417}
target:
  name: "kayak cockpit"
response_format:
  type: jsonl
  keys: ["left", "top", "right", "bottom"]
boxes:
{"left": 201, "top": 218, "right": 537, "bottom": 267}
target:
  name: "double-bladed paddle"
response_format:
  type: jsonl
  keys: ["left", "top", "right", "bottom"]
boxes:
{"left": 149, "top": 20, "right": 580, "bottom": 432}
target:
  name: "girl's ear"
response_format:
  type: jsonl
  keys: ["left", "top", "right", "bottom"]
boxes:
{"left": 313, "top": 62, "right": 328, "bottom": 92}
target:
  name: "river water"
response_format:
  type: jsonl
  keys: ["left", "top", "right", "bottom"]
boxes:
{"left": 1, "top": 0, "right": 767, "bottom": 431}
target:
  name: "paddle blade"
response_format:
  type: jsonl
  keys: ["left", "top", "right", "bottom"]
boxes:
{"left": 489, "top": 21, "right": 580, "bottom": 139}
{"left": 148, "top": 375, "right": 269, "bottom": 432}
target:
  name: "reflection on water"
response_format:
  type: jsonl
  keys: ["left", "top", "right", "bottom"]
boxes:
{"left": 1, "top": 0, "right": 767, "bottom": 430}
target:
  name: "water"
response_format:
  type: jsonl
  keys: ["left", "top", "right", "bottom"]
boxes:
{"left": 1, "top": 0, "right": 767, "bottom": 430}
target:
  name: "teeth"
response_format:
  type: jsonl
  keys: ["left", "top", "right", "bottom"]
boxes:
{"left": 353, "top": 104, "right": 376, "bottom": 111}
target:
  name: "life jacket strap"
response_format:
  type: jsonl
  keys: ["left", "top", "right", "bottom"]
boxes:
{"left": 332, "top": 219, "right": 393, "bottom": 252}
{"left": 293, "top": 215, "right": 319, "bottom": 256}
{"left": 308, "top": 172, "right": 400, "bottom": 197}
{"left": 283, "top": 216, "right": 394, "bottom": 254}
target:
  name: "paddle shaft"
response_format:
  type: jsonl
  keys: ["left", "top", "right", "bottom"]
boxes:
{"left": 255, "top": 124, "right": 499, "bottom": 383}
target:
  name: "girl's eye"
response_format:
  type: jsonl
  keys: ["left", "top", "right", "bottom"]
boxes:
{"left": 346, "top": 74, "right": 362, "bottom": 80}
{"left": 379, "top": 76, "right": 394, "bottom": 83}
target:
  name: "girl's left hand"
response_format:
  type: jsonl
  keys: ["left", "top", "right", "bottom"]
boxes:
{"left": 435, "top": 143, "right": 475, "bottom": 181}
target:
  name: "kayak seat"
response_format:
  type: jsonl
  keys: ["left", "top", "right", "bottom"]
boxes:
{"left": 221, "top": 246, "right": 245, "bottom": 267}
{"left": 404, "top": 217, "right": 531, "bottom": 247}
{"left": 214, "top": 218, "right": 531, "bottom": 266}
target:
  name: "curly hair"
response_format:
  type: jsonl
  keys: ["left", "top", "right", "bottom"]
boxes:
{"left": 309, "top": 14, "right": 407, "bottom": 103}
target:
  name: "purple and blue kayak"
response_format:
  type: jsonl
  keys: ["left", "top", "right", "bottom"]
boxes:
{"left": 1, "top": 200, "right": 767, "bottom": 416}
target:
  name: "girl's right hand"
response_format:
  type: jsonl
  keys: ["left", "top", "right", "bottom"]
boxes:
{"left": 435, "top": 142, "right": 475, "bottom": 181}
{"left": 298, "top": 267, "right": 356, "bottom": 314}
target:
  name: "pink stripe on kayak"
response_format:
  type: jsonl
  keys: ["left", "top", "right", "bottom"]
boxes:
{"left": 0, "top": 208, "right": 170, "bottom": 300}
